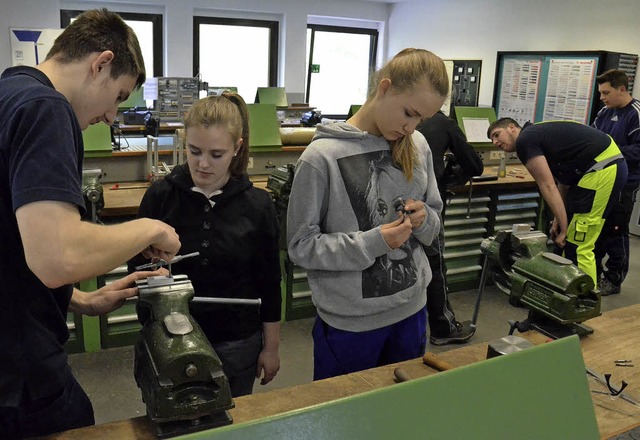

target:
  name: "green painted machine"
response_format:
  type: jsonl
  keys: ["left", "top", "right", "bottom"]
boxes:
{"left": 134, "top": 274, "right": 234, "bottom": 438}
{"left": 478, "top": 227, "right": 601, "bottom": 338}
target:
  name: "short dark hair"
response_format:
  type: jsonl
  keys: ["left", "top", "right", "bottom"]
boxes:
{"left": 596, "top": 69, "right": 629, "bottom": 90}
{"left": 46, "top": 8, "right": 145, "bottom": 88}
{"left": 487, "top": 117, "right": 521, "bottom": 138}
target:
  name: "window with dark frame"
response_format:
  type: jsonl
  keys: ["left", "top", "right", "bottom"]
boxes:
{"left": 60, "top": 9, "right": 164, "bottom": 78}
{"left": 193, "top": 16, "right": 279, "bottom": 103}
{"left": 306, "top": 24, "right": 378, "bottom": 118}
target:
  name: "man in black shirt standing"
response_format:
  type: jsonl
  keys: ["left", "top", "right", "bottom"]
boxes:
{"left": 488, "top": 118, "right": 626, "bottom": 285}
{"left": 417, "top": 110, "right": 483, "bottom": 345}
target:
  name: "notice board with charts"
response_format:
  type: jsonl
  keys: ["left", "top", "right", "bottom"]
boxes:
{"left": 492, "top": 51, "right": 638, "bottom": 126}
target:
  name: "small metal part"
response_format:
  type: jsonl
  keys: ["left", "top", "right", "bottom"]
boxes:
{"left": 135, "top": 252, "right": 200, "bottom": 271}
{"left": 163, "top": 312, "right": 193, "bottom": 335}
{"left": 147, "top": 275, "right": 175, "bottom": 287}
{"left": 185, "top": 363, "right": 198, "bottom": 378}
{"left": 486, "top": 335, "right": 534, "bottom": 359}
{"left": 614, "top": 359, "right": 634, "bottom": 367}
{"left": 591, "top": 390, "right": 612, "bottom": 395}
{"left": 391, "top": 196, "right": 415, "bottom": 216}
{"left": 392, "top": 196, "right": 405, "bottom": 213}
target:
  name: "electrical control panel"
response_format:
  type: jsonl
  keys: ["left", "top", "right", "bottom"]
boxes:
{"left": 154, "top": 77, "right": 200, "bottom": 122}
{"left": 450, "top": 60, "right": 481, "bottom": 114}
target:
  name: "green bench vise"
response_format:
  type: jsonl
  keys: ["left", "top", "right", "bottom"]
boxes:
{"left": 480, "top": 228, "right": 600, "bottom": 338}
{"left": 134, "top": 274, "right": 234, "bottom": 438}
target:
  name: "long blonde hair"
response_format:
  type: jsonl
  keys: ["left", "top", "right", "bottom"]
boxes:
{"left": 183, "top": 92, "right": 250, "bottom": 176}
{"left": 369, "top": 48, "right": 449, "bottom": 180}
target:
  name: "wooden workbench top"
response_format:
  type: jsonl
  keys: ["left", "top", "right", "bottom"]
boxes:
{"left": 100, "top": 177, "right": 270, "bottom": 218}
{"left": 100, "top": 166, "right": 534, "bottom": 219}
{"left": 450, "top": 164, "right": 536, "bottom": 190}
{"left": 46, "top": 304, "right": 640, "bottom": 439}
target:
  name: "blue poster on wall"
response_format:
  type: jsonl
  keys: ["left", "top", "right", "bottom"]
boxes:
{"left": 10, "top": 27, "right": 63, "bottom": 67}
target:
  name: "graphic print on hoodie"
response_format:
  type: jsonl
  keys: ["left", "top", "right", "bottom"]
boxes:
{"left": 338, "top": 150, "right": 419, "bottom": 298}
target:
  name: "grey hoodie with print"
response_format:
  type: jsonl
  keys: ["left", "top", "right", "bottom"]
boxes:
{"left": 286, "top": 121, "right": 442, "bottom": 332}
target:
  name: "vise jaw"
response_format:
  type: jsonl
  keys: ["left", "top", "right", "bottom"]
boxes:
{"left": 134, "top": 275, "right": 234, "bottom": 438}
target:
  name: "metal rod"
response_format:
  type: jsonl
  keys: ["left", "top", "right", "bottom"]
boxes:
{"left": 466, "top": 179, "right": 474, "bottom": 218}
{"left": 192, "top": 297, "right": 262, "bottom": 306}
{"left": 471, "top": 254, "right": 490, "bottom": 328}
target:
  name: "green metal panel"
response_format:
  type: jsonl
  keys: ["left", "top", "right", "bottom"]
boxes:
{"left": 97, "top": 268, "right": 143, "bottom": 349}
{"left": 444, "top": 192, "right": 491, "bottom": 292}
{"left": 82, "top": 123, "right": 113, "bottom": 158}
{"left": 346, "top": 104, "right": 362, "bottom": 118}
{"left": 118, "top": 85, "right": 146, "bottom": 110}
{"left": 255, "top": 87, "right": 288, "bottom": 108}
{"left": 99, "top": 298, "right": 142, "bottom": 349}
{"left": 247, "top": 104, "right": 282, "bottom": 152}
{"left": 454, "top": 106, "right": 497, "bottom": 148}
{"left": 283, "top": 255, "right": 315, "bottom": 321}
{"left": 178, "top": 336, "right": 598, "bottom": 440}
{"left": 78, "top": 278, "right": 101, "bottom": 352}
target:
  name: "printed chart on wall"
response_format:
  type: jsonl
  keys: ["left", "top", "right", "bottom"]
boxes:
{"left": 494, "top": 52, "right": 601, "bottom": 126}
{"left": 496, "top": 58, "right": 542, "bottom": 126}
{"left": 543, "top": 58, "right": 596, "bottom": 124}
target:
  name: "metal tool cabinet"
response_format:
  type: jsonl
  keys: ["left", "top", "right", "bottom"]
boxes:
{"left": 444, "top": 187, "right": 541, "bottom": 293}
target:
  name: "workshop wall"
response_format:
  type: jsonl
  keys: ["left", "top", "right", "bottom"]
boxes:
{"left": 4, "top": 0, "right": 639, "bottom": 107}
{"left": 387, "top": 0, "right": 640, "bottom": 106}
{"left": 0, "top": 0, "right": 389, "bottom": 102}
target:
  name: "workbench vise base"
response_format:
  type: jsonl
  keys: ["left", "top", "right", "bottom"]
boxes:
{"left": 518, "top": 310, "right": 595, "bottom": 339}
{"left": 134, "top": 275, "right": 234, "bottom": 438}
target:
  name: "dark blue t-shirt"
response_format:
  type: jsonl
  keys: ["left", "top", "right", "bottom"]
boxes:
{"left": 516, "top": 121, "right": 613, "bottom": 186}
{"left": 0, "top": 66, "right": 85, "bottom": 405}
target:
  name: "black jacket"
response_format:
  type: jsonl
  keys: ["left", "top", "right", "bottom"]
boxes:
{"left": 417, "top": 111, "right": 484, "bottom": 194}
{"left": 129, "top": 164, "right": 281, "bottom": 343}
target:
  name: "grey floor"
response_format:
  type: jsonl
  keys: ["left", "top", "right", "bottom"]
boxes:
{"left": 69, "top": 236, "right": 640, "bottom": 426}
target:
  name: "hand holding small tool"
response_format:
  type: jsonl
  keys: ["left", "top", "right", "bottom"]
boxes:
{"left": 135, "top": 252, "right": 200, "bottom": 276}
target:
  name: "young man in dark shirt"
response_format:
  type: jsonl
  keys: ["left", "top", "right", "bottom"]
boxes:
{"left": 0, "top": 9, "right": 180, "bottom": 438}
{"left": 592, "top": 69, "right": 640, "bottom": 295}
{"left": 488, "top": 119, "right": 627, "bottom": 285}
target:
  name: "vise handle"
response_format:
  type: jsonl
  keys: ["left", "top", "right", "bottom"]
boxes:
{"left": 393, "top": 367, "right": 412, "bottom": 383}
{"left": 422, "top": 352, "right": 456, "bottom": 372}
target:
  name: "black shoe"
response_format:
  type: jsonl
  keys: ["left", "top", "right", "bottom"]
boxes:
{"left": 598, "top": 278, "right": 621, "bottom": 296}
{"left": 430, "top": 320, "right": 475, "bottom": 346}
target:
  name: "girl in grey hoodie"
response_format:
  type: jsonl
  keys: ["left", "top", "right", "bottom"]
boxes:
{"left": 287, "top": 48, "right": 448, "bottom": 380}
